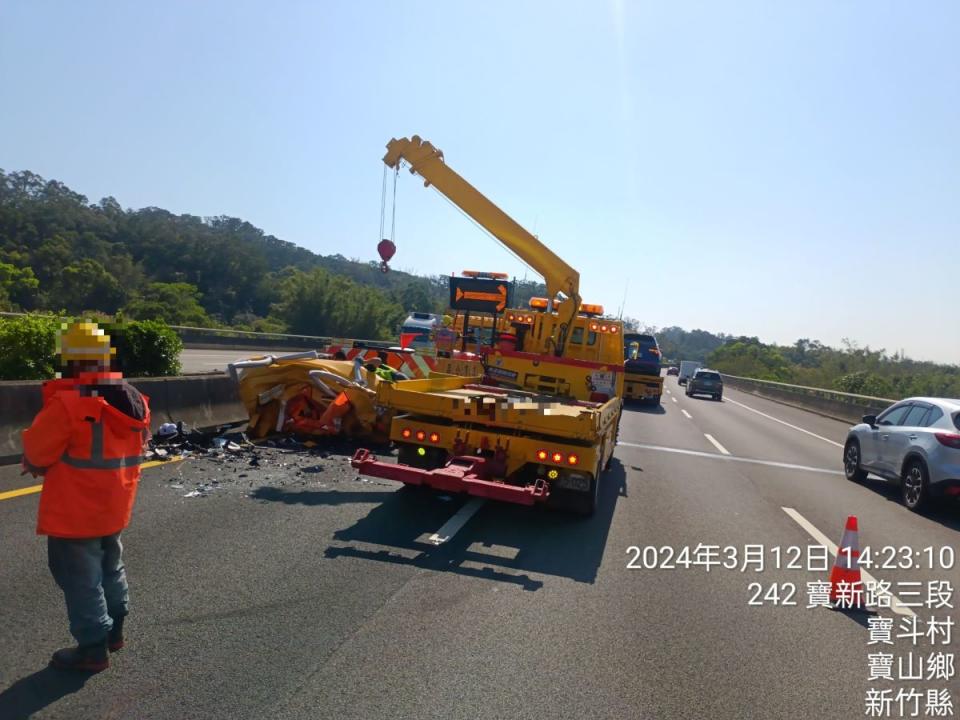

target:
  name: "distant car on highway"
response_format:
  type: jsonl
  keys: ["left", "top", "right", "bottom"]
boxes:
{"left": 666, "top": 366, "right": 679, "bottom": 376}
{"left": 843, "top": 397, "right": 960, "bottom": 511}
{"left": 685, "top": 368, "right": 723, "bottom": 400}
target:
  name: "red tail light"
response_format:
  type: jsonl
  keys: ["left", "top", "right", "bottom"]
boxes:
{"left": 551, "top": 452, "right": 563, "bottom": 463}
{"left": 536, "top": 449, "right": 548, "bottom": 461}
{"left": 935, "top": 433, "right": 960, "bottom": 449}
{"left": 401, "top": 428, "right": 412, "bottom": 439}
{"left": 429, "top": 432, "right": 440, "bottom": 443}
{"left": 567, "top": 454, "right": 579, "bottom": 466}
{"left": 415, "top": 430, "right": 426, "bottom": 441}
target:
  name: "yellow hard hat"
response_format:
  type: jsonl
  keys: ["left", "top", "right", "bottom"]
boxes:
{"left": 58, "top": 321, "right": 115, "bottom": 361}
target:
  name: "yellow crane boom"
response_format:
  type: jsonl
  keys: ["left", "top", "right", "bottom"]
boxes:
{"left": 382, "top": 135, "right": 581, "bottom": 311}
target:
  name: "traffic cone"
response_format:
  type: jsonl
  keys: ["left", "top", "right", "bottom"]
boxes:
{"left": 829, "top": 515, "right": 864, "bottom": 609}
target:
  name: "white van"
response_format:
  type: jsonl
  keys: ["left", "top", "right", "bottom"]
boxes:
{"left": 678, "top": 360, "right": 702, "bottom": 386}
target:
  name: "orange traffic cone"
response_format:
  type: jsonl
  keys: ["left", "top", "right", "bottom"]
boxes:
{"left": 829, "top": 515, "right": 864, "bottom": 609}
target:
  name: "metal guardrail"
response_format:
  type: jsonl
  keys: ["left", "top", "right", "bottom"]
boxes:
{"left": 719, "top": 373, "right": 897, "bottom": 404}
{"left": 719, "top": 373, "right": 896, "bottom": 424}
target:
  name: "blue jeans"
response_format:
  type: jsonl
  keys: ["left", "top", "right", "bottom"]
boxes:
{"left": 47, "top": 533, "right": 129, "bottom": 646}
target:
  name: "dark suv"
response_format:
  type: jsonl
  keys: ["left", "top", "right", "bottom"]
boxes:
{"left": 686, "top": 368, "right": 723, "bottom": 401}
{"left": 623, "top": 333, "right": 661, "bottom": 375}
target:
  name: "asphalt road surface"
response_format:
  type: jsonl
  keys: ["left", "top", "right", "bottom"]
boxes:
{"left": 179, "top": 348, "right": 291, "bottom": 374}
{"left": 1, "top": 378, "right": 957, "bottom": 719}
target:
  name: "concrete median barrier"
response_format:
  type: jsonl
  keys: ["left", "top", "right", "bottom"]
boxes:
{"left": 0, "top": 374, "right": 246, "bottom": 464}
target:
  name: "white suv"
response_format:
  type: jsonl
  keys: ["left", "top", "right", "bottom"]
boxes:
{"left": 843, "top": 397, "right": 960, "bottom": 511}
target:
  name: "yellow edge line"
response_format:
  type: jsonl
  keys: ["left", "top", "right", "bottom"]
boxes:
{"left": 0, "top": 455, "right": 186, "bottom": 503}
{"left": 0, "top": 484, "right": 43, "bottom": 501}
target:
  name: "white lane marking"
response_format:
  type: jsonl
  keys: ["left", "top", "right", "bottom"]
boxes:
{"left": 724, "top": 396, "right": 844, "bottom": 448}
{"left": 666, "top": 389, "right": 672, "bottom": 395}
{"left": 781, "top": 507, "right": 915, "bottom": 617}
{"left": 671, "top": 396, "right": 678, "bottom": 404}
{"left": 704, "top": 433, "right": 730, "bottom": 455}
{"left": 617, "top": 441, "right": 844, "bottom": 476}
{"left": 428, "top": 498, "right": 486, "bottom": 546}
{"left": 681, "top": 409, "right": 692, "bottom": 419}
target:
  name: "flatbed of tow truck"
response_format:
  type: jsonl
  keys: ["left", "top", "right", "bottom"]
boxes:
{"left": 352, "top": 374, "right": 621, "bottom": 514}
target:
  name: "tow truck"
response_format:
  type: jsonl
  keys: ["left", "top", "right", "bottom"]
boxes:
{"left": 623, "top": 332, "right": 664, "bottom": 405}
{"left": 352, "top": 135, "right": 624, "bottom": 515}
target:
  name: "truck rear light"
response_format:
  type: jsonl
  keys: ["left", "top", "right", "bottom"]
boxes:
{"left": 600, "top": 324, "right": 608, "bottom": 332}
{"left": 551, "top": 452, "right": 563, "bottom": 463}
{"left": 536, "top": 449, "right": 548, "bottom": 461}
{"left": 415, "top": 430, "right": 426, "bottom": 441}
{"left": 401, "top": 428, "right": 412, "bottom": 439}
{"left": 567, "top": 454, "right": 579, "bottom": 466}
{"left": 610, "top": 326, "right": 618, "bottom": 334}
{"left": 935, "top": 433, "right": 960, "bottom": 449}
{"left": 429, "top": 432, "right": 440, "bottom": 443}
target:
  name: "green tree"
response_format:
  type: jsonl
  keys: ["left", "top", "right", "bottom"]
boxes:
{"left": 708, "top": 338, "right": 794, "bottom": 381}
{"left": 0, "top": 262, "right": 39, "bottom": 309}
{"left": 124, "top": 282, "right": 212, "bottom": 326}
{"left": 273, "top": 267, "right": 403, "bottom": 339}
{"left": 54, "top": 259, "right": 127, "bottom": 314}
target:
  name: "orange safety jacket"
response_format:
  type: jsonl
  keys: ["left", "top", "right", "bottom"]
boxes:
{"left": 22, "top": 373, "right": 151, "bottom": 539}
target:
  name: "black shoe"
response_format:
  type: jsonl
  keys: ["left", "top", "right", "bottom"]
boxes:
{"left": 51, "top": 641, "right": 109, "bottom": 672}
{"left": 108, "top": 616, "right": 125, "bottom": 652}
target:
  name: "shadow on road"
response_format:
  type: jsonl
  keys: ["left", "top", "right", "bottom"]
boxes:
{"left": 249, "top": 486, "right": 397, "bottom": 506}
{"left": 624, "top": 402, "right": 666, "bottom": 415}
{"left": 322, "top": 460, "right": 628, "bottom": 590}
{"left": 0, "top": 666, "right": 90, "bottom": 720}
{"left": 858, "top": 478, "right": 960, "bottom": 533}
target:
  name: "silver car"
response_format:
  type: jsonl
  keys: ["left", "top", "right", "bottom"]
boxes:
{"left": 843, "top": 397, "right": 960, "bottom": 511}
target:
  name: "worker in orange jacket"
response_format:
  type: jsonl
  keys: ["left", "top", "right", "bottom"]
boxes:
{"left": 22, "top": 321, "right": 150, "bottom": 672}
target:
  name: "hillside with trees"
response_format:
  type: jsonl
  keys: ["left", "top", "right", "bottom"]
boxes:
{"left": 0, "top": 169, "right": 545, "bottom": 337}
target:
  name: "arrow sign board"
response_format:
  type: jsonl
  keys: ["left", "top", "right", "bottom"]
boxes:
{"left": 449, "top": 276, "right": 514, "bottom": 313}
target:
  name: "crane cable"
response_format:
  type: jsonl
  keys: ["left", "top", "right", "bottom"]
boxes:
{"left": 390, "top": 164, "right": 398, "bottom": 242}
{"left": 379, "top": 165, "right": 387, "bottom": 241}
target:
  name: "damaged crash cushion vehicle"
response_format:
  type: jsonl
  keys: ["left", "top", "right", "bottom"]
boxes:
{"left": 232, "top": 357, "right": 396, "bottom": 442}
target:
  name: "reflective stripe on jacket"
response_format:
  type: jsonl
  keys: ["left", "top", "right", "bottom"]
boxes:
{"left": 23, "top": 379, "right": 151, "bottom": 538}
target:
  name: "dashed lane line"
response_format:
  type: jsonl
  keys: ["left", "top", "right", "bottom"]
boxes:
{"left": 617, "top": 441, "right": 844, "bottom": 476}
{"left": 704, "top": 433, "right": 730, "bottom": 455}
{"left": 681, "top": 409, "right": 692, "bottom": 420}
{"left": 428, "top": 498, "right": 486, "bottom": 545}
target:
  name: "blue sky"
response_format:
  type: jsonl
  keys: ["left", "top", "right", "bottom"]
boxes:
{"left": 2, "top": 1, "right": 957, "bottom": 362}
